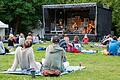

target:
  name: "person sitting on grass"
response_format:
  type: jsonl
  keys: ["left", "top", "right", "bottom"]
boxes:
{"left": 82, "top": 34, "right": 89, "bottom": 44}
{"left": 72, "top": 35, "right": 82, "bottom": 52}
{"left": 8, "top": 39, "right": 41, "bottom": 72}
{"left": 26, "top": 32, "right": 33, "bottom": 41}
{"left": 0, "top": 36, "right": 5, "bottom": 55}
{"left": 59, "top": 34, "right": 67, "bottom": 51}
{"left": 63, "top": 34, "right": 70, "bottom": 45}
{"left": 18, "top": 33, "right": 25, "bottom": 47}
{"left": 108, "top": 36, "right": 120, "bottom": 56}
{"left": 42, "top": 36, "right": 66, "bottom": 76}
{"left": 8, "top": 34, "right": 14, "bottom": 52}
{"left": 101, "top": 34, "right": 113, "bottom": 45}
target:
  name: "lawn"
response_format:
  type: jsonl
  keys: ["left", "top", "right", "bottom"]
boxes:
{"left": 0, "top": 42, "right": 120, "bottom": 80}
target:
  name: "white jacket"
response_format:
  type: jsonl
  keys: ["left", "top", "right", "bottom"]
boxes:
{"left": 10, "top": 47, "right": 41, "bottom": 71}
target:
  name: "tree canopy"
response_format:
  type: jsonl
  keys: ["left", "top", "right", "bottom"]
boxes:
{"left": 0, "top": 0, "right": 120, "bottom": 36}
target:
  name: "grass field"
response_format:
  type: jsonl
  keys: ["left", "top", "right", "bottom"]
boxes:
{"left": 0, "top": 42, "right": 120, "bottom": 80}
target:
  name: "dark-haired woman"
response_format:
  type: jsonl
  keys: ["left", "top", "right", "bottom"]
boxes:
{"left": 8, "top": 40, "right": 41, "bottom": 71}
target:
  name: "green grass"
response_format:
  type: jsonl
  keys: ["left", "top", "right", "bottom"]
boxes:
{"left": 0, "top": 42, "right": 120, "bottom": 80}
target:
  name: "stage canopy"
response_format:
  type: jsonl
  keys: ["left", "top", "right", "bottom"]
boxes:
{"left": 43, "top": 3, "right": 112, "bottom": 37}
{"left": 0, "top": 21, "right": 8, "bottom": 38}
{"left": 0, "top": 21, "right": 8, "bottom": 28}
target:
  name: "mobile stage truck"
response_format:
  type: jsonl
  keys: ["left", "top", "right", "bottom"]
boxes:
{"left": 42, "top": 3, "right": 112, "bottom": 41}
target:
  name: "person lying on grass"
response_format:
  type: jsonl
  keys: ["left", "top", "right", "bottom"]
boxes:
{"left": 42, "top": 36, "right": 67, "bottom": 76}
{"left": 8, "top": 39, "right": 41, "bottom": 72}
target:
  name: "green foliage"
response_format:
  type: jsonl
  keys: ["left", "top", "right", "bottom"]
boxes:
{"left": 0, "top": 0, "right": 120, "bottom": 35}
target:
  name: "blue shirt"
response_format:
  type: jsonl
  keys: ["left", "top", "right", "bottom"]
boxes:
{"left": 108, "top": 40, "right": 120, "bottom": 55}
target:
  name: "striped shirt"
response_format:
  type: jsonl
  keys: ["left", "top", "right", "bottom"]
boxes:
{"left": 59, "top": 39, "right": 67, "bottom": 51}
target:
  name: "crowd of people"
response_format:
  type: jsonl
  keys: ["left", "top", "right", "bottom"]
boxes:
{"left": 0, "top": 32, "right": 120, "bottom": 77}
{"left": 1, "top": 32, "right": 87, "bottom": 76}
{"left": 0, "top": 32, "right": 41, "bottom": 54}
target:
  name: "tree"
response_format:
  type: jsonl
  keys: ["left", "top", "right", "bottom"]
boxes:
{"left": 0, "top": 0, "right": 42, "bottom": 34}
{"left": 0, "top": 0, "right": 120, "bottom": 36}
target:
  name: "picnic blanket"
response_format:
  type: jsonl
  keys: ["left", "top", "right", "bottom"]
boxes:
{"left": 81, "top": 50, "right": 96, "bottom": 54}
{"left": 6, "top": 51, "right": 15, "bottom": 55}
{"left": 1, "top": 66, "right": 86, "bottom": 76}
{"left": 37, "top": 47, "right": 46, "bottom": 51}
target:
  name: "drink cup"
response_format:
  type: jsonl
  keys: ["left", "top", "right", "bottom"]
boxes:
{"left": 31, "top": 70, "right": 36, "bottom": 78}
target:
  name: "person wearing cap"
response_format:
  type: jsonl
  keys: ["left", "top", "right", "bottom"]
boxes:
{"left": 42, "top": 36, "right": 66, "bottom": 76}
{"left": 82, "top": 34, "right": 89, "bottom": 44}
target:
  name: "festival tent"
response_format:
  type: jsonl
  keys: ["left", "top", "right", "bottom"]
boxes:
{"left": 0, "top": 21, "right": 8, "bottom": 38}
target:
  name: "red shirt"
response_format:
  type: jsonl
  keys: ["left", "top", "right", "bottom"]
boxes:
{"left": 82, "top": 38, "right": 89, "bottom": 44}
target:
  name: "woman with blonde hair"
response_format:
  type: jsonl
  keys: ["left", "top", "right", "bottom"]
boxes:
{"left": 8, "top": 34, "right": 14, "bottom": 51}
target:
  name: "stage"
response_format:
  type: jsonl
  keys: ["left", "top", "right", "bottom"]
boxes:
{"left": 42, "top": 3, "right": 112, "bottom": 41}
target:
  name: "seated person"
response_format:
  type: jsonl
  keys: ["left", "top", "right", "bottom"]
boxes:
{"left": 42, "top": 36, "right": 66, "bottom": 76}
{"left": 63, "top": 34, "right": 70, "bottom": 45}
{"left": 19, "top": 33, "right": 25, "bottom": 46}
{"left": 59, "top": 34, "right": 67, "bottom": 51}
{"left": 82, "top": 34, "right": 89, "bottom": 44}
{"left": 0, "top": 36, "right": 5, "bottom": 55}
{"left": 8, "top": 39, "right": 41, "bottom": 71}
{"left": 117, "top": 37, "right": 120, "bottom": 56}
{"left": 73, "top": 35, "right": 80, "bottom": 44}
{"left": 32, "top": 35, "right": 40, "bottom": 44}
{"left": 26, "top": 32, "right": 33, "bottom": 41}
{"left": 101, "top": 34, "right": 113, "bottom": 45}
{"left": 8, "top": 34, "right": 14, "bottom": 52}
{"left": 108, "top": 36, "right": 120, "bottom": 55}
{"left": 72, "top": 35, "right": 82, "bottom": 52}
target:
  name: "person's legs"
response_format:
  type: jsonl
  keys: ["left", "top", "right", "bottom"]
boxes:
{"left": 63, "top": 61, "right": 69, "bottom": 69}
{"left": 54, "top": 70, "right": 61, "bottom": 76}
{"left": 42, "top": 69, "right": 61, "bottom": 76}
{"left": 36, "top": 62, "right": 42, "bottom": 71}
{"left": 0, "top": 53, "right": 6, "bottom": 55}
{"left": 5, "top": 47, "right": 9, "bottom": 53}
{"left": 42, "top": 70, "right": 50, "bottom": 76}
